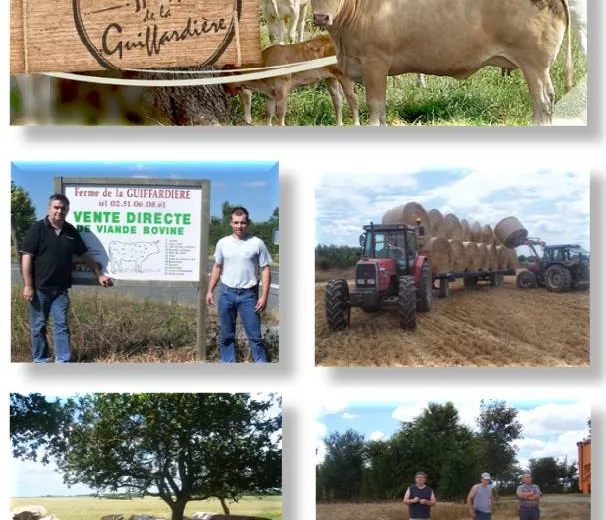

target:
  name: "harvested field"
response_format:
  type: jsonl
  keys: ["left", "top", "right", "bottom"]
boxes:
{"left": 315, "top": 272, "right": 589, "bottom": 367}
{"left": 316, "top": 495, "right": 590, "bottom": 520}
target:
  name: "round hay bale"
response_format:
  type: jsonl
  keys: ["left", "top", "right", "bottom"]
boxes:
{"left": 428, "top": 208, "right": 444, "bottom": 237}
{"left": 506, "top": 248, "right": 519, "bottom": 270}
{"left": 482, "top": 224, "right": 494, "bottom": 245}
{"left": 462, "top": 241, "right": 481, "bottom": 270}
{"left": 460, "top": 219, "right": 472, "bottom": 241}
{"left": 421, "top": 237, "right": 453, "bottom": 275}
{"left": 443, "top": 213, "right": 463, "bottom": 240}
{"left": 382, "top": 202, "right": 432, "bottom": 235}
{"left": 476, "top": 243, "right": 489, "bottom": 270}
{"left": 494, "top": 216, "right": 528, "bottom": 248}
{"left": 486, "top": 245, "right": 499, "bottom": 270}
{"left": 495, "top": 245, "right": 509, "bottom": 269}
{"left": 471, "top": 221, "right": 483, "bottom": 242}
{"left": 448, "top": 239, "right": 467, "bottom": 271}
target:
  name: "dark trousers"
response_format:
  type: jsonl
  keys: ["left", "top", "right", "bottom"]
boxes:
{"left": 520, "top": 507, "right": 540, "bottom": 520}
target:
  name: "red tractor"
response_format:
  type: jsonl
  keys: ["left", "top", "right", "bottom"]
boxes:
{"left": 325, "top": 222, "right": 432, "bottom": 331}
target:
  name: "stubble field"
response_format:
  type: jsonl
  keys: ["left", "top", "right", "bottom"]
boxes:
{"left": 315, "top": 274, "right": 589, "bottom": 367}
{"left": 316, "top": 495, "right": 590, "bottom": 520}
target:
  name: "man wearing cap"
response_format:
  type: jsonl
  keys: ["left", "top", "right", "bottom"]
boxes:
{"left": 467, "top": 473, "right": 494, "bottom": 520}
{"left": 403, "top": 471, "right": 437, "bottom": 519}
{"left": 516, "top": 472, "right": 542, "bottom": 520}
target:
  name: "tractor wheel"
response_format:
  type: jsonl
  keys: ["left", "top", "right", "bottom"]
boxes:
{"left": 416, "top": 260, "right": 433, "bottom": 313}
{"left": 516, "top": 270, "right": 537, "bottom": 289}
{"left": 325, "top": 279, "right": 351, "bottom": 331}
{"left": 545, "top": 265, "right": 572, "bottom": 293}
{"left": 398, "top": 275, "right": 417, "bottom": 331}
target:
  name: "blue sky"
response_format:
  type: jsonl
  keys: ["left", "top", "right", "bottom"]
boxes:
{"left": 11, "top": 161, "right": 279, "bottom": 222}
{"left": 315, "top": 397, "right": 591, "bottom": 472}
{"left": 315, "top": 167, "right": 590, "bottom": 255}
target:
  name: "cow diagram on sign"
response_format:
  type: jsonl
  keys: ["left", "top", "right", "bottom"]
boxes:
{"left": 108, "top": 240, "right": 160, "bottom": 273}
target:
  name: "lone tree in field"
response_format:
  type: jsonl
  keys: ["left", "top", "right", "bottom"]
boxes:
{"left": 10, "top": 393, "right": 282, "bottom": 520}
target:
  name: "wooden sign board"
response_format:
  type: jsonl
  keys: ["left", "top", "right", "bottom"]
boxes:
{"left": 10, "top": 0, "right": 262, "bottom": 74}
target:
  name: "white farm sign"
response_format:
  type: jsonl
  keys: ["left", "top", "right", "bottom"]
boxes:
{"left": 63, "top": 182, "right": 203, "bottom": 281}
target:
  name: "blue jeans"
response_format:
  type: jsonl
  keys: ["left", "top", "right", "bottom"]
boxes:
{"left": 28, "top": 288, "right": 71, "bottom": 363}
{"left": 475, "top": 511, "right": 491, "bottom": 520}
{"left": 218, "top": 284, "right": 267, "bottom": 363}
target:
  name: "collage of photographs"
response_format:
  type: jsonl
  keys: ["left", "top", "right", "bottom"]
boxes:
{"left": 5, "top": 0, "right": 601, "bottom": 520}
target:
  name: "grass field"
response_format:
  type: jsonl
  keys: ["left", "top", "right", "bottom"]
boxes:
{"left": 10, "top": 496, "right": 282, "bottom": 520}
{"left": 11, "top": 287, "right": 279, "bottom": 363}
{"left": 317, "top": 495, "right": 590, "bottom": 520}
{"left": 231, "top": 25, "right": 587, "bottom": 127}
{"left": 316, "top": 272, "right": 589, "bottom": 367}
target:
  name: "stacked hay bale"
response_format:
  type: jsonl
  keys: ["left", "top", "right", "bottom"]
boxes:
{"left": 382, "top": 202, "right": 523, "bottom": 276}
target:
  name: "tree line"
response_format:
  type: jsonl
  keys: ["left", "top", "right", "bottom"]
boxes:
{"left": 316, "top": 401, "right": 582, "bottom": 503}
{"left": 10, "top": 393, "right": 282, "bottom": 520}
{"left": 11, "top": 182, "right": 279, "bottom": 261}
{"left": 316, "top": 245, "right": 362, "bottom": 270}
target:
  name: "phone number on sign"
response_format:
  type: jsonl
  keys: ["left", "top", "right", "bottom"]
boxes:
{"left": 104, "top": 200, "right": 167, "bottom": 208}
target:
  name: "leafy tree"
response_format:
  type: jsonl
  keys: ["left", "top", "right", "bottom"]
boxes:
{"left": 476, "top": 400, "right": 523, "bottom": 482}
{"left": 528, "top": 457, "right": 563, "bottom": 493}
{"left": 317, "top": 429, "right": 366, "bottom": 500}
{"left": 11, "top": 180, "right": 36, "bottom": 248}
{"left": 10, "top": 393, "right": 281, "bottom": 520}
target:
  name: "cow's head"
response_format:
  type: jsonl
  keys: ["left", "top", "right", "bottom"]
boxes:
{"left": 311, "top": 0, "right": 341, "bottom": 27}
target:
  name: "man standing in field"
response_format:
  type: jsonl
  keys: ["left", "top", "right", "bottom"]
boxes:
{"left": 467, "top": 472, "right": 494, "bottom": 520}
{"left": 516, "top": 472, "right": 542, "bottom": 520}
{"left": 20, "top": 193, "right": 112, "bottom": 363}
{"left": 403, "top": 471, "right": 437, "bottom": 519}
{"left": 206, "top": 206, "right": 272, "bottom": 362}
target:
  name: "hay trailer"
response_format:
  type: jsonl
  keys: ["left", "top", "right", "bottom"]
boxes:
{"left": 432, "top": 267, "right": 515, "bottom": 298}
{"left": 325, "top": 222, "right": 431, "bottom": 331}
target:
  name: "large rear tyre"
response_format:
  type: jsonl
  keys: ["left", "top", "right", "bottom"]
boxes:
{"left": 545, "top": 265, "right": 572, "bottom": 293}
{"left": 516, "top": 270, "right": 537, "bottom": 289}
{"left": 416, "top": 260, "right": 433, "bottom": 313}
{"left": 325, "top": 279, "right": 351, "bottom": 331}
{"left": 399, "top": 275, "right": 417, "bottom": 331}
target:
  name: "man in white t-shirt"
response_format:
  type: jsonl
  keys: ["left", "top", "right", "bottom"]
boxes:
{"left": 206, "top": 206, "right": 273, "bottom": 362}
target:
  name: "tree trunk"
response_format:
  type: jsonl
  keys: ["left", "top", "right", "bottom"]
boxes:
{"left": 169, "top": 499, "right": 188, "bottom": 520}
{"left": 138, "top": 67, "right": 234, "bottom": 126}
{"left": 219, "top": 497, "right": 230, "bottom": 515}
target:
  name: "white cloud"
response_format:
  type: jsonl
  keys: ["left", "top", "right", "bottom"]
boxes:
{"left": 518, "top": 402, "right": 590, "bottom": 436}
{"left": 317, "top": 397, "right": 349, "bottom": 417}
{"left": 242, "top": 181, "right": 267, "bottom": 188}
{"left": 369, "top": 431, "right": 386, "bottom": 441}
{"left": 515, "top": 430, "right": 587, "bottom": 467}
{"left": 316, "top": 168, "right": 589, "bottom": 250}
{"left": 342, "top": 413, "right": 359, "bottom": 420}
{"left": 392, "top": 403, "right": 427, "bottom": 423}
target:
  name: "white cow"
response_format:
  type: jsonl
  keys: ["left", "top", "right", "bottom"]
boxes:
{"left": 311, "top": 0, "right": 573, "bottom": 125}
{"left": 260, "top": 0, "right": 310, "bottom": 44}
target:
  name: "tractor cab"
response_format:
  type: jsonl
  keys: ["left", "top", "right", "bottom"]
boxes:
{"left": 358, "top": 221, "right": 424, "bottom": 278}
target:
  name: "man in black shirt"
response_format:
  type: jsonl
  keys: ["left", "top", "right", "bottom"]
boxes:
{"left": 403, "top": 471, "right": 437, "bottom": 519}
{"left": 20, "top": 194, "right": 112, "bottom": 363}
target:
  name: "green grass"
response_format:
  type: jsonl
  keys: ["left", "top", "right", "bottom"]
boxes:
{"left": 10, "top": 496, "right": 282, "bottom": 520}
{"left": 231, "top": 32, "right": 587, "bottom": 126}
{"left": 11, "top": 287, "right": 279, "bottom": 363}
